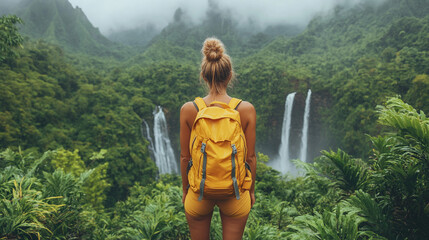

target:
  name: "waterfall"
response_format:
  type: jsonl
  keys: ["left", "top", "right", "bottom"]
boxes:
{"left": 146, "top": 106, "right": 178, "bottom": 174}
{"left": 299, "top": 89, "right": 312, "bottom": 163}
{"left": 277, "top": 92, "right": 296, "bottom": 174}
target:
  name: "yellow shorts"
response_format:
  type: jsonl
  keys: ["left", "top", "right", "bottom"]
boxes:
{"left": 184, "top": 190, "right": 251, "bottom": 218}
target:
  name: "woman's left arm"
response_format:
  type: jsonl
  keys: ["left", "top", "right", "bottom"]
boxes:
{"left": 240, "top": 102, "right": 257, "bottom": 207}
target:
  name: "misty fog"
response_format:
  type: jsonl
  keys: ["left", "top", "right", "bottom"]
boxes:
{"left": 68, "top": 0, "right": 387, "bottom": 35}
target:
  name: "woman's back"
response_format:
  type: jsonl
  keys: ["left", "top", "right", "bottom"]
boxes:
{"left": 181, "top": 96, "right": 255, "bottom": 133}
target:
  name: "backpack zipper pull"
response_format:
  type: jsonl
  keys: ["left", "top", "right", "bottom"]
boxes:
{"left": 232, "top": 144, "right": 237, "bottom": 155}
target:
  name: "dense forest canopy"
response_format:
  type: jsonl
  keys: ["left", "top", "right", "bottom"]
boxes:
{"left": 1, "top": 0, "right": 429, "bottom": 239}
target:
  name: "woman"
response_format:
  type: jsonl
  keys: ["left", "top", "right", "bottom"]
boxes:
{"left": 180, "top": 37, "right": 257, "bottom": 240}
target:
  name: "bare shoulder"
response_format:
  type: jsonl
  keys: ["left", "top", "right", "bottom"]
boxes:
{"left": 237, "top": 101, "right": 256, "bottom": 114}
{"left": 181, "top": 101, "right": 198, "bottom": 129}
{"left": 181, "top": 101, "right": 197, "bottom": 114}
{"left": 237, "top": 100, "right": 256, "bottom": 132}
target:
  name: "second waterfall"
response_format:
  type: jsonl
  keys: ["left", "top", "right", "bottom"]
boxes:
{"left": 271, "top": 90, "right": 312, "bottom": 175}
{"left": 142, "top": 106, "right": 178, "bottom": 175}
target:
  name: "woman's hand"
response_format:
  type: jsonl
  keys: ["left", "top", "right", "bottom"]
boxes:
{"left": 182, "top": 190, "right": 188, "bottom": 204}
{"left": 250, "top": 191, "right": 255, "bottom": 207}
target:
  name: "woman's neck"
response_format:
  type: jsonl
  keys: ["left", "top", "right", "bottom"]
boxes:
{"left": 206, "top": 89, "right": 230, "bottom": 102}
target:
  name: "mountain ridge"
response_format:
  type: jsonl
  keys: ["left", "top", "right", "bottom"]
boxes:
{"left": 0, "top": 0, "right": 129, "bottom": 57}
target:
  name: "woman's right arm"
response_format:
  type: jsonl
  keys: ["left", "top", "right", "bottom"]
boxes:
{"left": 180, "top": 102, "right": 196, "bottom": 203}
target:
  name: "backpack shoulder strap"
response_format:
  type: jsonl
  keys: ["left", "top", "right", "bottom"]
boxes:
{"left": 193, "top": 97, "right": 207, "bottom": 112}
{"left": 228, "top": 98, "right": 242, "bottom": 110}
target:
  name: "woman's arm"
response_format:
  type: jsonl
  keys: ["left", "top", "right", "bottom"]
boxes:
{"left": 180, "top": 102, "right": 197, "bottom": 203}
{"left": 238, "top": 101, "right": 257, "bottom": 206}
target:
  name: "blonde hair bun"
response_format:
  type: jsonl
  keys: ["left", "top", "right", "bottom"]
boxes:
{"left": 203, "top": 38, "right": 224, "bottom": 62}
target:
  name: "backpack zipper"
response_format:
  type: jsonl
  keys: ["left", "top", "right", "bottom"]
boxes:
{"left": 190, "top": 136, "right": 197, "bottom": 151}
{"left": 240, "top": 134, "right": 247, "bottom": 163}
{"left": 240, "top": 134, "right": 247, "bottom": 183}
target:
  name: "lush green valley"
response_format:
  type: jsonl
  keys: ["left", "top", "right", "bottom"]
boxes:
{"left": 1, "top": 0, "right": 429, "bottom": 238}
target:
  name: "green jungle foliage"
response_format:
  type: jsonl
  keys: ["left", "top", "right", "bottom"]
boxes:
{"left": 0, "top": 15, "right": 23, "bottom": 62}
{"left": 230, "top": 0, "right": 429, "bottom": 156}
{"left": 1, "top": 0, "right": 429, "bottom": 238}
{"left": 1, "top": 97, "right": 428, "bottom": 239}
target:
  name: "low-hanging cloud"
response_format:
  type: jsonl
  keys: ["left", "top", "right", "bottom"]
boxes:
{"left": 68, "top": 0, "right": 386, "bottom": 35}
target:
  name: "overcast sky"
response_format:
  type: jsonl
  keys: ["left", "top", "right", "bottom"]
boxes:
{"left": 68, "top": 0, "right": 385, "bottom": 35}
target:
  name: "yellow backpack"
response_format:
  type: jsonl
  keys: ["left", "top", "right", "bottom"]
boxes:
{"left": 187, "top": 97, "right": 252, "bottom": 201}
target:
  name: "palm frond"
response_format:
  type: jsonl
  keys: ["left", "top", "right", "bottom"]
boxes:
{"left": 318, "top": 149, "right": 370, "bottom": 194}
{"left": 285, "top": 204, "right": 387, "bottom": 240}
{"left": 343, "top": 190, "right": 390, "bottom": 238}
{"left": 0, "top": 177, "right": 61, "bottom": 239}
{"left": 43, "top": 169, "right": 80, "bottom": 201}
{"left": 377, "top": 97, "right": 429, "bottom": 159}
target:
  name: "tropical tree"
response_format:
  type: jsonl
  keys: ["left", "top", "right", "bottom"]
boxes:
{"left": 0, "top": 15, "right": 23, "bottom": 62}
